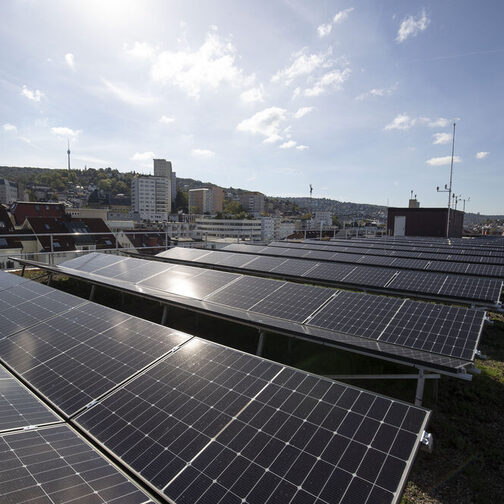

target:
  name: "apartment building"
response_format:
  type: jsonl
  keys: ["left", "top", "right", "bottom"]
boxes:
{"left": 189, "top": 187, "right": 223, "bottom": 214}
{"left": 0, "top": 178, "right": 18, "bottom": 204}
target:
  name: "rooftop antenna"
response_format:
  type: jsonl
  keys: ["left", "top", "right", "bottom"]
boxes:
{"left": 309, "top": 184, "right": 313, "bottom": 216}
{"left": 67, "top": 139, "right": 71, "bottom": 170}
{"left": 436, "top": 122, "right": 456, "bottom": 237}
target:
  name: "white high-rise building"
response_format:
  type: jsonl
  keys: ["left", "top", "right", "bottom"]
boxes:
{"left": 0, "top": 178, "right": 18, "bottom": 204}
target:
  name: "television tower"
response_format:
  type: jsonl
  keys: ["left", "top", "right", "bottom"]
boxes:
{"left": 67, "top": 139, "right": 71, "bottom": 170}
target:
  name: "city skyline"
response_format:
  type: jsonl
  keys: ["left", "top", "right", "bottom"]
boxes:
{"left": 1, "top": 0, "right": 503, "bottom": 214}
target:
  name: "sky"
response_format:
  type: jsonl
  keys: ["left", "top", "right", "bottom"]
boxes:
{"left": 1, "top": 0, "right": 503, "bottom": 214}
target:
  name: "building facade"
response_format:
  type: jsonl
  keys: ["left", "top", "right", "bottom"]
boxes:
{"left": 131, "top": 176, "right": 171, "bottom": 222}
{"left": 189, "top": 187, "right": 223, "bottom": 214}
{"left": 386, "top": 207, "right": 464, "bottom": 238}
{"left": 194, "top": 218, "right": 262, "bottom": 240}
{"left": 0, "top": 178, "right": 18, "bottom": 204}
{"left": 239, "top": 192, "right": 264, "bottom": 214}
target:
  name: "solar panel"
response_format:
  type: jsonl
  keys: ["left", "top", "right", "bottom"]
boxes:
{"left": 0, "top": 302, "right": 192, "bottom": 416}
{"left": 0, "top": 425, "right": 154, "bottom": 503}
{"left": 140, "top": 266, "right": 239, "bottom": 299}
{"left": 0, "top": 270, "right": 28, "bottom": 292}
{"left": 0, "top": 287, "right": 87, "bottom": 339}
{"left": 241, "top": 255, "right": 288, "bottom": 272}
{"left": 0, "top": 367, "right": 59, "bottom": 432}
{"left": 205, "top": 276, "right": 285, "bottom": 310}
{"left": 158, "top": 247, "right": 212, "bottom": 261}
{"left": 308, "top": 292, "right": 404, "bottom": 341}
{"left": 249, "top": 283, "right": 336, "bottom": 323}
{"left": 342, "top": 266, "right": 398, "bottom": 288}
{"left": 303, "top": 262, "right": 359, "bottom": 282}
{"left": 76, "top": 338, "right": 430, "bottom": 504}
{"left": 59, "top": 252, "right": 125, "bottom": 272}
{"left": 270, "top": 258, "right": 318, "bottom": 277}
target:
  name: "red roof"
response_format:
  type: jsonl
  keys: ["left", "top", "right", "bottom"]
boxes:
{"left": 11, "top": 202, "right": 65, "bottom": 226}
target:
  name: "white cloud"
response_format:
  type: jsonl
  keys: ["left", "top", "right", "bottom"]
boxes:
{"left": 426, "top": 155, "right": 462, "bottom": 166}
{"left": 317, "top": 23, "right": 332, "bottom": 38}
{"left": 279, "top": 140, "right": 297, "bottom": 149}
{"left": 333, "top": 7, "right": 354, "bottom": 24}
{"left": 433, "top": 132, "right": 452, "bottom": 145}
{"left": 151, "top": 32, "right": 253, "bottom": 98}
{"left": 396, "top": 10, "right": 430, "bottom": 43}
{"left": 476, "top": 151, "right": 489, "bottom": 159}
{"left": 294, "top": 106, "right": 314, "bottom": 119}
{"left": 65, "top": 53, "right": 75, "bottom": 70}
{"left": 131, "top": 151, "right": 154, "bottom": 161}
{"left": 102, "top": 79, "right": 156, "bottom": 105}
{"left": 384, "top": 114, "right": 416, "bottom": 130}
{"left": 356, "top": 83, "right": 397, "bottom": 101}
{"left": 296, "top": 145, "right": 309, "bottom": 151}
{"left": 305, "top": 68, "right": 351, "bottom": 96}
{"left": 123, "top": 41, "right": 156, "bottom": 60}
{"left": 272, "top": 47, "right": 332, "bottom": 85}
{"left": 237, "top": 107, "right": 288, "bottom": 143}
{"left": 292, "top": 87, "right": 301, "bottom": 100}
{"left": 240, "top": 85, "right": 264, "bottom": 103}
{"left": 51, "top": 126, "right": 81, "bottom": 139}
{"left": 159, "top": 115, "right": 175, "bottom": 124}
{"left": 3, "top": 123, "right": 17, "bottom": 132}
{"left": 192, "top": 148, "right": 215, "bottom": 158}
{"left": 21, "top": 85, "right": 43, "bottom": 102}
{"left": 74, "top": 155, "right": 110, "bottom": 165}
{"left": 427, "top": 117, "right": 450, "bottom": 128}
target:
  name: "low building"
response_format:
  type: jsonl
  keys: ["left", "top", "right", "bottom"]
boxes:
{"left": 194, "top": 218, "right": 262, "bottom": 240}
{"left": 0, "top": 178, "right": 18, "bottom": 204}
{"left": 10, "top": 201, "right": 66, "bottom": 226}
{"left": 66, "top": 207, "right": 109, "bottom": 221}
{"left": 313, "top": 211, "right": 332, "bottom": 227}
{"left": 386, "top": 207, "right": 464, "bottom": 238}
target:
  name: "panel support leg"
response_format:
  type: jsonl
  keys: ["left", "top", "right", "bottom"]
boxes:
{"left": 46, "top": 273, "right": 53, "bottom": 287}
{"left": 89, "top": 284, "right": 96, "bottom": 301}
{"left": 415, "top": 369, "right": 425, "bottom": 406}
{"left": 256, "top": 330, "right": 266, "bottom": 357}
{"left": 161, "top": 305, "right": 168, "bottom": 326}
{"left": 432, "top": 377, "right": 439, "bottom": 403}
{"left": 21, "top": 265, "right": 26, "bottom": 277}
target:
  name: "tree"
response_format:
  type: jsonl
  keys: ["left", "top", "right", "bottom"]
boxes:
{"left": 175, "top": 191, "right": 188, "bottom": 211}
{"left": 332, "top": 216, "right": 341, "bottom": 227}
{"left": 223, "top": 200, "right": 244, "bottom": 215}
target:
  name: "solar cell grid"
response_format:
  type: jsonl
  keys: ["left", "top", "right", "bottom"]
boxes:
{"left": 76, "top": 339, "right": 429, "bottom": 504}
{"left": 0, "top": 367, "right": 59, "bottom": 432}
{"left": 0, "top": 302, "right": 191, "bottom": 416}
{"left": 249, "top": 283, "right": 336, "bottom": 323}
{"left": 215, "top": 252, "right": 266, "bottom": 268}
{"left": 0, "top": 425, "right": 154, "bottom": 504}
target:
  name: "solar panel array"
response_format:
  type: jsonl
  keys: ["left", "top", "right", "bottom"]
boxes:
{"left": 76, "top": 338, "right": 430, "bottom": 504}
{"left": 0, "top": 271, "right": 431, "bottom": 504}
{"left": 46, "top": 253, "right": 487, "bottom": 371}
{"left": 156, "top": 247, "right": 503, "bottom": 305}
{"left": 222, "top": 242, "right": 504, "bottom": 278}
{"left": 269, "top": 240, "right": 504, "bottom": 265}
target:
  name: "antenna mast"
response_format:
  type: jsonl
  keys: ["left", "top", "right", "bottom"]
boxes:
{"left": 67, "top": 139, "right": 71, "bottom": 171}
{"left": 309, "top": 184, "right": 313, "bottom": 216}
{"left": 446, "top": 122, "right": 456, "bottom": 237}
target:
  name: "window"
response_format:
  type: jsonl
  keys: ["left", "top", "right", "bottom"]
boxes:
{"left": 0, "top": 238, "right": 8, "bottom": 247}
{"left": 44, "top": 224, "right": 51, "bottom": 230}
{"left": 53, "top": 242, "right": 61, "bottom": 248}
{"left": 104, "top": 239, "right": 113, "bottom": 246}
{"left": 35, "top": 205, "right": 40, "bottom": 211}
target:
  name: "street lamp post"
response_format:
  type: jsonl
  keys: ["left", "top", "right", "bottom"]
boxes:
{"left": 436, "top": 122, "right": 456, "bottom": 237}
